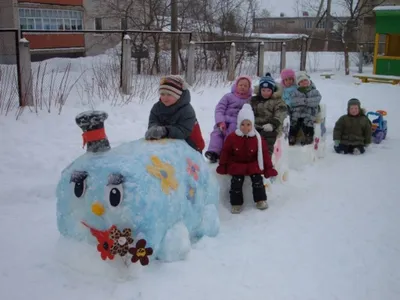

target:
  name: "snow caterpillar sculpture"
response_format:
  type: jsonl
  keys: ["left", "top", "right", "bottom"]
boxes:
{"left": 56, "top": 111, "right": 220, "bottom": 266}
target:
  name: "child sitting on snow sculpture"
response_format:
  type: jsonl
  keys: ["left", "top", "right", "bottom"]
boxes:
{"left": 205, "top": 76, "right": 253, "bottom": 163}
{"left": 216, "top": 104, "right": 278, "bottom": 214}
{"left": 289, "top": 71, "right": 322, "bottom": 146}
{"left": 145, "top": 75, "right": 205, "bottom": 153}
{"left": 333, "top": 98, "right": 372, "bottom": 155}
{"left": 280, "top": 68, "right": 297, "bottom": 109}
{"left": 250, "top": 73, "right": 288, "bottom": 155}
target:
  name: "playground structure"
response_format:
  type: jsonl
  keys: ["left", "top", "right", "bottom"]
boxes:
{"left": 366, "top": 110, "right": 388, "bottom": 144}
{"left": 354, "top": 6, "right": 400, "bottom": 84}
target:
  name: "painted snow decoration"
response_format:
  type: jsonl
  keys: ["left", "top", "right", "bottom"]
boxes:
{"left": 56, "top": 111, "right": 220, "bottom": 265}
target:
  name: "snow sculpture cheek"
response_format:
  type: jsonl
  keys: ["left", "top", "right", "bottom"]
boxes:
{"left": 56, "top": 111, "right": 220, "bottom": 267}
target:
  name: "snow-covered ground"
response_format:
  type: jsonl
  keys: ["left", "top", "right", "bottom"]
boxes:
{"left": 0, "top": 52, "right": 399, "bottom": 300}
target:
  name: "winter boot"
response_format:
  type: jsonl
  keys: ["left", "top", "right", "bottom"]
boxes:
{"left": 302, "top": 135, "right": 314, "bottom": 145}
{"left": 289, "top": 135, "right": 297, "bottom": 146}
{"left": 256, "top": 200, "right": 268, "bottom": 210}
{"left": 205, "top": 151, "right": 219, "bottom": 163}
{"left": 231, "top": 205, "right": 243, "bottom": 214}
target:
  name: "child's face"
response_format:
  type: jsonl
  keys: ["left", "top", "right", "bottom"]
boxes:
{"left": 240, "top": 119, "right": 253, "bottom": 135}
{"left": 283, "top": 77, "right": 294, "bottom": 87}
{"left": 160, "top": 93, "right": 178, "bottom": 106}
{"left": 349, "top": 105, "right": 359, "bottom": 116}
{"left": 237, "top": 79, "right": 250, "bottom": 94}
{"left": 261, "top": 88, "right": 273, "bottom": 99}
{"left": 298, "top": 79, "right": 310, "bottom": 87}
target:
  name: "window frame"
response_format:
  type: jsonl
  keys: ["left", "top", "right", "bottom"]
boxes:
{"left": 18, "top": 8, "right": 83, "bottom": 31}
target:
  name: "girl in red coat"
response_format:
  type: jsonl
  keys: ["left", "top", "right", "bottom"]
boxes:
{"left": 216, "top": 104, "right": 278, "bottom": 214}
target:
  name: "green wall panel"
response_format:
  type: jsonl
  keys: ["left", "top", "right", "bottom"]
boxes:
{"left": 376, "top": 58, "right": 400, "bottom": 76}
{"left": 375, "top": 14, "right": 400, "bottom": 34}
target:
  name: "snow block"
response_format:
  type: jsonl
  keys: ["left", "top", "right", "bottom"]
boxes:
{"left": 271, "top": 116, "right": 290, "bottom": 184}
{"left": 288, "top": 104, "right": 327, "bottom": 169}
{"left": 56, "top": 111, "right": 220, "bottom": 266}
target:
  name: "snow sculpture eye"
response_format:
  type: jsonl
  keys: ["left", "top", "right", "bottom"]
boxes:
{"left": 70, "top": 171, "right": 88, "bottom": 198}
{"left": 106, "top": 173, "right": 125, "bottom": 208}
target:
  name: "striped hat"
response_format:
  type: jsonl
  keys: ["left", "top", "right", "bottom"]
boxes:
{"left": 159, "top": 75, "right": 188, "bottom": 99}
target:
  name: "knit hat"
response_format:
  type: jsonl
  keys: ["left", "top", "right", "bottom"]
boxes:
{"left": 280, "top": 69, "right": 295, "bottom": 81}
{"left": 159, "top": 75, "right": 188, "bottom": 99}
{"left": 259, "top": 72, "right": 276, "bottom": 93}
{"left": 348, "top": 98, "right": 361, "bottom": 108}
{"left": 296, "top": 71, "right": 311, "bottom": 85}
{"left": 236, "top": 104, "right": 264, "bottom": 171}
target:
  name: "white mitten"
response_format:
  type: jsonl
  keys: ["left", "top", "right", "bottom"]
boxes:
{"left": 262, "top": 124, "right": 274, "bottom": 132}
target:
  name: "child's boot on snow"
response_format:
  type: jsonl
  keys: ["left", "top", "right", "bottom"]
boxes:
{"left": 205, "top": 151, "right": 219, "bottom": 163}
{"left": 289, "top": 135, "right": 297, "bottom": 146}
{"left": 301, "top": 126, "right": 314, "bottom": 145}
{"left": 231, "top": 205, "right": 243, "bottom": 214}
{"left": 256, "top": 200, "right": 268, "bottom": 210}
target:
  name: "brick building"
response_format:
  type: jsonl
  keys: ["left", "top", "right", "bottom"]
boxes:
{"left": 0, "top": 0, "right": 125, "bottom": 64}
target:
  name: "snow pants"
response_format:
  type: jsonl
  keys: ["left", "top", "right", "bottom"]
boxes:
{"left": 230, "top": 174, "right": 266, "bottom": 206}
{"left": 207, "top": 122, "right": 237, "bottom": 155}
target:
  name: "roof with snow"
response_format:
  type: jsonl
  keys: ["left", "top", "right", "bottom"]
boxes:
{"left": 373, "top": 5, "right": 400, "bottom": 11}
{"left": 249, "top": 33, "right": 308, "bottom": 40}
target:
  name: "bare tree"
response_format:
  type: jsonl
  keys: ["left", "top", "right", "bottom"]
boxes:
{"left": 331, "top": 0, "right": 386, "bottom": 75}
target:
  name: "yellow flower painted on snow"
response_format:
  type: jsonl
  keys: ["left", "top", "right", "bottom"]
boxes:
{"left": 146, "top": 155, "right": 178, "bottom": 194}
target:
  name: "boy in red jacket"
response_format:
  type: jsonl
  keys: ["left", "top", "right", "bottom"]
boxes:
{"left": 216, "top": 104, "right": 278, "bottom": 214}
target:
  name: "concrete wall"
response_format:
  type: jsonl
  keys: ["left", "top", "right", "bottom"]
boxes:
{"left": 0, "top": 0, "right": 18, "bottom": 64}
{"left": 83, "top": 0, "right": 122, "bottom": 56}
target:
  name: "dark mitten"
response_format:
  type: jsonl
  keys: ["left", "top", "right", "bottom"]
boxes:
{"left": 145, "top": 126, "right": 167, "bottom": 140}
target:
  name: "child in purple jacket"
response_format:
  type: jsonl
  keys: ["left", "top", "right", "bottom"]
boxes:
{"left": 205, "top": 76, "right": 253, "bottom": 163}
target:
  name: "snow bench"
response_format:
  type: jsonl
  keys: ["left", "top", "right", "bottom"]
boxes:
{"left": 353, "top": 73, "right": 400, "bottom": 85}
{"left": 287, "top": 103, "right": 327, "bottom": 170}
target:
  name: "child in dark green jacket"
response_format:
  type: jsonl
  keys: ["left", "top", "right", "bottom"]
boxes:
{"left": 333, "top": 98, "right": 372, "bottom": 155}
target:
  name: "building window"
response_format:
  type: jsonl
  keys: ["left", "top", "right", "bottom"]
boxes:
{"left": 121, "top": 18, "right": 127, "bottom": 30}
{"left": 19, "top": 8, "right": 83, "bottom": 31}
{"left": 95, "top": 18, "right": 103, "bottom": 30}
{"left": 304, "top": 20, "right": 313, "bottom": 29}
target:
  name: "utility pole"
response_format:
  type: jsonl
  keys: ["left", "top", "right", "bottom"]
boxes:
{"left": 324, "top": 0, "right": 332, "bottom": 51}
{"left": 171, "top": 0, "right": 179, "bottom": 74}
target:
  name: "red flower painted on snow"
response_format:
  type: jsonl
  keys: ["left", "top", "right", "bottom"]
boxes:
{"left": 314, "top": 137, "right": 320, "bottom": 150}
{"left": 273, "top": 139, "right": 282, "bottom": 162}
{"left": 129, "top": 239, "right": 154, "bottom": 266}
{"left": 82, "top": 222, "right": 115, "bottom": 261}
{"left": 186, "top": 158, "right": 200, "bottom": 181}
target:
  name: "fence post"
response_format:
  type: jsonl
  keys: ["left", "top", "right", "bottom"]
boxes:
{"left": 258, "top": 42, "right": 264, "bottom": 76}
{"left": 121, "top": 34, "right": 132, "bottom": 95}
{"left": 227, "top": 42, "right": 236, "bottom": 81}
{"left": 186, "top": 41, "right": 195, "bottom": 86}
{"left": 280, "top": 42, "right": 287, "bottom": 72}
{"left": 358, "top": 44, "right": 364, "bottom": 74}
{"left": 18, "top": 38, "right": 33, "bottom": 107}
{"left": 300, "top": 37, "right": 307, "bottom": 71}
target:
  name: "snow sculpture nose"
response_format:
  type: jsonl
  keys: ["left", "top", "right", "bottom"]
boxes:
{"left": 92, "top": 201, "right": 105, "bottom": 216}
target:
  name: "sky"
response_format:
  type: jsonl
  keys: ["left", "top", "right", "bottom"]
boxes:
{"left": 260, "top": 0, "right": 351, "bottom": 17}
